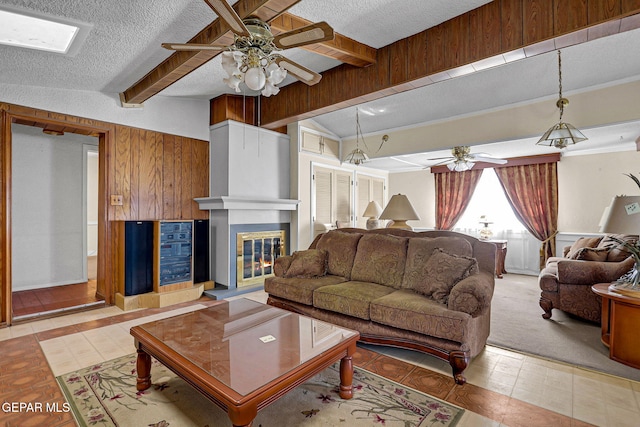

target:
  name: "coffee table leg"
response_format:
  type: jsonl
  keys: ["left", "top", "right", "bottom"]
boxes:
{"left": 228, "top": 403, "right": 257, "bottom": 427}
{"left": 136, "top": 349, "right": 152, "bottom": 391}
{"left": 339, "top": 344, "right": 356, "bottom": 399}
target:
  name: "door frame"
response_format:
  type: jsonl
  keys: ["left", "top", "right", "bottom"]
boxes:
{"left": 1, "top": 108, "right": 111, "bottom": 326}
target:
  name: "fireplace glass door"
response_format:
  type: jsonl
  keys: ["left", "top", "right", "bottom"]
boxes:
{"left": 236, "top": 230, "right": 285, "bottom": 287}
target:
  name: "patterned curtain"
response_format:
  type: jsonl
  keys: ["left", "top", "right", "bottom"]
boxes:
{"left": 435, "top": 169, "right": 484, "bottom": 230}
{"left": 494, "top": 162, "right": 558, "bottom": 269}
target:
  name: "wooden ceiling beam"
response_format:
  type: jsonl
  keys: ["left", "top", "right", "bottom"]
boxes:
{"left": 120, "top": 0, "right": 298, "bottom": 105}
{"left": 259, "top": 1, "right": 640, "bottom": 130}
{"left": 270, "top": 13, "right": 376, "bottom": 67}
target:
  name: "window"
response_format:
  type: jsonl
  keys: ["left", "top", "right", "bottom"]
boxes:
{"left": 454, "top": 169, "right": 525, "bottom": 232}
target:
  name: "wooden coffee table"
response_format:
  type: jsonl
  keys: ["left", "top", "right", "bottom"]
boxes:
{"left": 130, "top": 299, "right": 359, "bottom": 427}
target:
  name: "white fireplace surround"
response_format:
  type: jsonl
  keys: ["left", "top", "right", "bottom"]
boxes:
{"left": 198, "top": 120, "right": 298, "bottom": 290}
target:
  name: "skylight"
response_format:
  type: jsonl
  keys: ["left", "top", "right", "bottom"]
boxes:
{"left": 0, "top": 6, "right": 91, "bottom": 55}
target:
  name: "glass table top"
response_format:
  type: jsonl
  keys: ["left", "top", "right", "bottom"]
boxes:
{"left": 136, "top": 298, "right": 358, "bottom": 396}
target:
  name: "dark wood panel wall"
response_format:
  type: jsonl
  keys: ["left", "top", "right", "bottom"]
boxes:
{"left": 111, "top": 125, "right": 209, "bottom": 221}
{"left": 259, "top": 0, "right": 640, "bottom": 129}
{"left": 0, "top": 102, "right": 209, "bottom": 324}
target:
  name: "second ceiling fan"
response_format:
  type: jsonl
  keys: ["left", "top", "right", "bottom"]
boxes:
{"left": 162, "top": 0, "right": 334, "bottom": 96}
{"left": 427, "top": 146, "right": 507, "bottom": 172}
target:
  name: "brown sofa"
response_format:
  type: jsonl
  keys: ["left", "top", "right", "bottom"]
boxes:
{"left": 538, "top": 234, "right": 637, "bottom": 323}
{"left": 265, "top": 228, "right": 496, "bottom": 384}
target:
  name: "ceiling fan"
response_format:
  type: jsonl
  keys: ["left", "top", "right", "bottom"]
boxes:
{"left": 426, "top": 146, "right": 507, "bottom": 172}
{"left": 161, "top": 0, "right": 334, "bottom": 96}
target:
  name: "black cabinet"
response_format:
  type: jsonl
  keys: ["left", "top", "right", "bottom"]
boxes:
{"left": 124, "top": 221, "right": 154, "bottom": 296}
{"left": 193, "top": 219, "right": 210, "bottom": 284}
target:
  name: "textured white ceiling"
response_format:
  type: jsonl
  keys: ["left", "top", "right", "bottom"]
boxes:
{"left": 1, "top": 0, "right": 639, "bottom": 170}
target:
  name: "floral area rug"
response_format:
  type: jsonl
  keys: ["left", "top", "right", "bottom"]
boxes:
{"left": 57, "top": 353, "right": 464, "bottom": 427}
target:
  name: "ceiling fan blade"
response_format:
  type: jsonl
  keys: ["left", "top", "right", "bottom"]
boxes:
{"left": 275, "top": 57, "right": 322, "bottom": 85}
{"left": 423, "top": 158, "right": 455, "bottom": 168}
{"left": 273, "top": 22, "right": 335, "bottom": 49}
{"left": 162, "top": 43, "right": 227, "bottom": 51}
{"left": 203, "top": 0, "right": 250, "bottom": 37}
{"left": 426, "top": 156, "right": 455, "bottom": 161}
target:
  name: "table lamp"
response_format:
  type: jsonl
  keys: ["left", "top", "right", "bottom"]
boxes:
{"left": 362, "top": 201, "right": 383, "bottom": 230}
{"left": 379, "top": 194, "right": 420, "bottom": 230}
{"left": 600, "top": 195, "right": 640, "bottom": 296}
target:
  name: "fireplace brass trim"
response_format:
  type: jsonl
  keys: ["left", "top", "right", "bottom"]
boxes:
{"left": 236, "top": 230, "right": 285, "bottom": 287}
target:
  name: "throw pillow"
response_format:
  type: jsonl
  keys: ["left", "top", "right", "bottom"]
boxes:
{"left": 566, "top": 236, "right": 603, "bottom": 259}
{"left": 316, "top": 231, "right": 363, "bottom": 279}
{"left": 575, "top": 247, "right": 609, "bottom": 262}
{"left": 598, "top": 234, "right": 638, "bottom": 262}
{"left": 283, "top": 249, "right": 328, "bottom": 278}
{"left": 402, "top": 237, "right": 473, "bottom": 289}
{"left": 409, "top": 248, "right": 477, "bottom": 304}
{"left": 349, "top": 233, "right": 408, "bottom": 289}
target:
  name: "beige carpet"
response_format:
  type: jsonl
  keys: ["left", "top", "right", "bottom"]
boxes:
{"left": 489, "top": 273, "right": 640, "bottom": 381}
{"left": 58, "top": 353, "right": 464, "bottom": 427}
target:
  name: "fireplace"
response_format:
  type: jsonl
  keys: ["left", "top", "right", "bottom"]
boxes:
{"left": 236, "top": 230, "right": 285, "bottom": 287}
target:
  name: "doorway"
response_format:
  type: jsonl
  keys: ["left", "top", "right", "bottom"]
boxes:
{"left": 10, "top": 125, "right": 104, "bottom": 320}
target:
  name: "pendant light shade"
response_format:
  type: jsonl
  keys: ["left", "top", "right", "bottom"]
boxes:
{"left": 537, "top": 50, "right": 587, "bottom": 149}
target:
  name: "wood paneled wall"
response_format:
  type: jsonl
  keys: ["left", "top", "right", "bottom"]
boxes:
{"left": 259, "top": 0, "right": 640, "bottom": 128}
{"left": 111, "top": 125, "right": 209, "bottom": 221}
{"left": 0, "top": 102, "right": 209, "bottom": 325}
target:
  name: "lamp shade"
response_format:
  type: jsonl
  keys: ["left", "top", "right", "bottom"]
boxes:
{"left": 600, "top": 196, "right": 640, "bottom": 234}
{"left": 379, "top": 194, "right": 420, "bottom": 230}
{"left": 362, "top": 201, "right": 383, "bottom": 218}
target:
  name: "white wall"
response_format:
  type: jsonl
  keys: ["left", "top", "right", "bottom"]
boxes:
{"left": 388, "top": 170, "right": 436, "bottom": 230}
{"left": 558, "top": 150, "right": 640, "bottom": 232}
{"left": 12, "top": 125, "right": 98, "bottom": 290}
{"left": 86, "top": 148, "right": 99, "bottom": 256}
{"left": 1, "top": 83, "right": 210, "bottom": 140}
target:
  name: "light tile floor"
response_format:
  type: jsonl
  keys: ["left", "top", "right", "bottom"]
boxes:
{"left": 2, "top": 290, "right": 639, "bottom": 426}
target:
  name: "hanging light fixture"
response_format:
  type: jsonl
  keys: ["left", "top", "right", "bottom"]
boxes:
{"left": 345, "top": 108, "right": 391, "bottom": 166}
{"left": 537, "top": 50, "right": 588, "bottom": 149}
{"left": 345, "top": 107, "right": 370, "bottom": 165}
{"left": 219, "top": 19, "right": 288, "bottom": 97}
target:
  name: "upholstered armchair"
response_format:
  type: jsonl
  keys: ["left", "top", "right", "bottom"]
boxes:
{"left": 538, "top": 234, "right": 637, "bottom": 323}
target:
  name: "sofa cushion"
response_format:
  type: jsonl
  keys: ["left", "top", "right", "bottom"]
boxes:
{"left": 316, "top": 231, "right": 363, "bottom": 279}
{"left": 283, "top": 249, "right": 327, "bottom": 278}
{"left": 264, "top": 275, "right": 347, "bottom": 305}
{"left": 567, "top": 237, "right": 603, "bottom": 259}
{"left": 313, "top": 281, "right": 396, "bottom": 320}
{"left": 598, "top": 234, "right": 636, "bottom": 262}
{"left": 402, "top": 237, "right": 473, "bottom": 290}
{"left": 350, "top": 234, "right": 408, "bottom": 289}
{"left": 370, "top": 289, "right": 470, "bottom": 343}
{"left": 575, "top": 247, "right": 609, "bottom": 262}
{"left": 407, "top": 248, "right": 477, "bottom": 304}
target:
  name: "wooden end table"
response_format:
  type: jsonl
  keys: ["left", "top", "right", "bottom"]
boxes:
{"left": 591, "top": 283, "right": 640, "bottom": 369}
{"left": 130, "top": 299, "right": 359, "bottom": 427}
{"left": 487, "top": 239, "right": 508, "bottom": 278}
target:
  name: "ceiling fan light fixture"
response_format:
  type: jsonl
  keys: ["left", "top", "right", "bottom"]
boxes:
{"left": 447, "top": 160, "right": 474, "bottom": 172}
{"left": 244, "top": 66, "right": 266, "bottom": 91}
{"left": 537, "top": 50, "right": 587, "bottom": 149}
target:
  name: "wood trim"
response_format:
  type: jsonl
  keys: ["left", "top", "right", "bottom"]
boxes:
{"left": 259, "top": 1, "right": 640, "bottom": 129}
{"left": 1, "top": 110, "right": 11, "bottom": 326}
{"left": 430, "top": 153, "right": 562, "bottom": 174}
